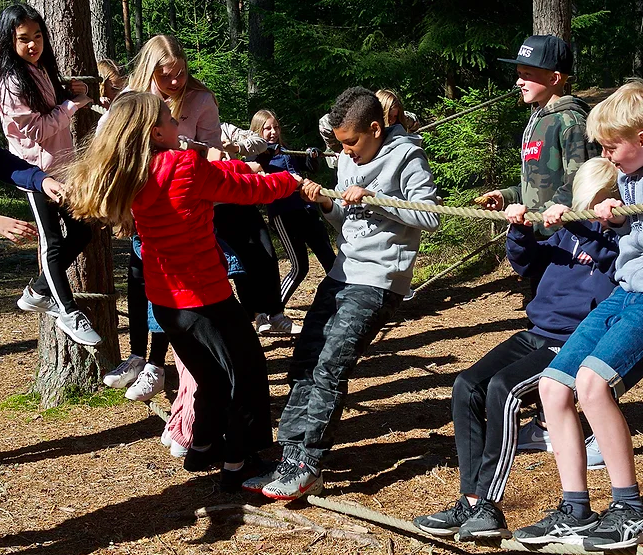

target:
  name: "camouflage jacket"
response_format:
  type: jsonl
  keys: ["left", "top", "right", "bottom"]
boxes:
{"left": 499, "top": 95, "right": 599, "bottom": 235}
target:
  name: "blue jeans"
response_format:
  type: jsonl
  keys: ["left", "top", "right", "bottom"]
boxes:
{"left": 278, "top": 277, "right": 403, "bottom": 467}
{"left": 542, "top": 286, "right": 643, "bottom": 397}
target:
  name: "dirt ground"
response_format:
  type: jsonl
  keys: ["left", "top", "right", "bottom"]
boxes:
{"left": 1, "top": 237, "right": 642, "bottom": 555}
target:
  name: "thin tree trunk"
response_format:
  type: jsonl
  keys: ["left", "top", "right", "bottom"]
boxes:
{"left": 133, "top": 0, "right": 143, "bottom": 52}
{"left": 226, "top": 0, "right": 242, "bottom": 48}
{"left": 122, "top": 0, "right": 133, "bottom": 57}
{"left": 30, "top": 0, "right": 120, "bottom": 408}
{"left": 168, "top": 0, "right": 177, "bottom": 32}
{"left": 89, "top": 0, "right": 115, "bottom": 60}
{"left": 248, "top": 0, "right": 274, "bottom": 114}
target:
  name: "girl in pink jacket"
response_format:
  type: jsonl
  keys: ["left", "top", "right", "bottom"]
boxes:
{"left": 0, "top": 4, "right": 100, "bottom": 346}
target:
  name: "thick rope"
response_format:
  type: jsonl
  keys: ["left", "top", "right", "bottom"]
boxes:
{"left": 63, "top": 75, "right": 101, "bottom": 84}
{"left": 280, "top": 148, "right": 337, "bottom": 158}
{"left": 74, "top": 291, "right": 120, "bottom": 300}
{"left": 318, "top": 188, "right": 643, "bottom": 223}
{"left": 307, "top": 496, "right": 636, "bottom": 554}
{"left": 417, "top": 88, "right": 522, "bottom": 133}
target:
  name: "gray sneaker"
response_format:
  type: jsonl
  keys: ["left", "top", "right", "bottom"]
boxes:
{"left": 264, "top": 313, "right": 302, "bottom": 335}
{"left": 514, "top": 501, "right": 599, "bottom": 545}
{"left": 103, "top": 354, "right": 145, "bottom": 388}
{"left": 585, "top": 435, "right": 605, "bottom": 470}
{"left": 413, "top": 496, "right": 474, "bottom": 536}
{"left": 56, "top": 310, "right": 102, "bottom": 345}
{"left": 242, "top": 458, "right": 298, "bottom": 493}
{"left": 125, "top": 363, "right": 165, "bottom": 401}
{"left": 17, "top": 280, "right": 59, "bottom": 317}
{"left": 458, "top": 499, "right": 512, "bottom": 541}
{"left": 261, "top": 461, "right": 323, "bottom": 500}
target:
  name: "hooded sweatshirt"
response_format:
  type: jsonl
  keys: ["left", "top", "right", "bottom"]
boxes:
{"left": 499, "top": 95, "right": 599, "bottom": 235}
{"left": 324, "top": 124, "right": 440, "bottom": 295}
{"left": 507, "top": 221, "right": 618, "bottom": 341}
{"left": 1, "top": 148, "right": 47, "bottom": 192}
{"left": 609, "top": 170, "right": 643, "bottom": 292}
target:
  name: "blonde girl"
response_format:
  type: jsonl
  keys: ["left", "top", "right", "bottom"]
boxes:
{"left": 375, "top": 89, "right": 420, "bottom": 132}
{"left": 67, "top": 91, "right": 304, "bottom": 488}
{"left": 97, "top": 59, "right": 125, "bottom": 109}
{"left": 248, "top": 109, "right": 335, "bottom": 308}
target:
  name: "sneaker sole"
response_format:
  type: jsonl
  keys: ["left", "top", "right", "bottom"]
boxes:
{"left": 587, "top": 462, "right": 606, "bottom": 470}
{"left": 261, "top": 480, "right": 323, "bottom": 500}
{"left": 458, "top": 529, "right": 513, "bottom": 541}
{"left": 414, "top": 524, "right": 458, "bottom": 536}
{"left": 584, "top": 538, "right": 642, "bottom": 551}
{"left": 124, "top": 387, "right": 164, "bottom": 402}
{"left": 55, "top": 318, "right": 102, "bottom": 346}
{"left": 242, "top": 483, "right": 271, "bottom": 494}
{"left": 514, "top": 534, "right": 586, "bottom": 545}
{"left": 516, "top": 442, "right": 553, "bottom": 453}
{"left": 17, "top": 299, "right": 59, "bottom": 318}
{"left": 102, "top": 376, "right": 138, "bottom": 388}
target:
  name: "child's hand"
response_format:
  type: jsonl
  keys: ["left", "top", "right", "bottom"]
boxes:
{"left": 207, "top": 148, "right": 225, "bottom": 162}
{"left": 542, "top": 204, "right": 570, "bottom": 227}
{"left": 68, "top": 79, "right": 88, "bottom": 96}
{"left": 306, "top": 147, "right": 321, "bottom": 159}
{"left": 477, "top": 190, "right": 504, "bottom": 210}
{"left": 222, "top": 140, "right": 240, "bottom": 154}
{"left": 300, "top": 179, "right": 332, "bottom": 211}
{"left": 341, "top": 186, "right": 375, "bottom": 206}
{"left": 594, "top": 198, "right": 626, "bottom": 226}
{"left": 0, "top": 215, "right": 37, "bottom": 243}
{"left": 72, "top": 93, "right": 92, "bottom": 109}
{"left": 42, "top": 177, "right": 65, "bottom": 203}
{"left": 99, "top": 96, "right": 111, "bottom": 110}
{"left": 245, "top": 161, "right": 263, "bottom": 174}
{"left": 505, "top": 203, "right": 529, "bottom": 225}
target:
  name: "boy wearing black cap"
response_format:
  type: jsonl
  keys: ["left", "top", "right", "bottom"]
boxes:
{"left": 482, "top": 35, "right": 598, "bottom": 236}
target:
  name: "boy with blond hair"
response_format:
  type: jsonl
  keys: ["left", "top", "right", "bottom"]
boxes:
{"left": 514, "top": 80, "right": 643, "bottom": 550}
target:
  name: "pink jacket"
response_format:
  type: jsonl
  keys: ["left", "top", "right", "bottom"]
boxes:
{"left": 0, "top": 64, "right": 76, "bottom": 171}
{"left": 97, "top": 82, "right": 223, "bottom": 148}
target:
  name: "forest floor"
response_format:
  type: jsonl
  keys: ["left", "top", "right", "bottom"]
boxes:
{"left": 1, "top": 235, "right": 643, "bottom": 555}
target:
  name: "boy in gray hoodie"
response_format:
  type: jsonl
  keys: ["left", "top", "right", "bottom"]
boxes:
{"left": 242, "top": 86, "right": 440, "bottom": 500}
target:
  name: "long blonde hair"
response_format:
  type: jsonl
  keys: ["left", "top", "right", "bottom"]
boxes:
{"left": 65, "top": 92, "right": 163, "bottom": 232}
{"left": 97, "top": 59, "right": 126, "bottom": 98}
{"left": 572, "top": 157, "right": 619, "bottom": 212}
{"left": 375, "top": 89, "right": 412, "bottom": 130}
{"left": 128, "top": 35, "right": 217, "bottom": 120}
{"left": 250, "top": 109, "right": 282, "bottom": 144}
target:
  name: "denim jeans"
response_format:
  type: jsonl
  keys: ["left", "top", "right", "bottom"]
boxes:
{"left": 278, "top": 276, "right": 403, "bottom": 467}
{"left": 543, "top": 286, "right": 643, "bottom": 397}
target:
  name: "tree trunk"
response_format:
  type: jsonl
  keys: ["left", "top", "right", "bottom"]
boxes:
{"left": 31, "top": 0, "right": 120, "bottom": 409}
{"left": 248, "top": 0, "right": 274, "bottom": 114}
{"left": 133, "top": 0, "right": 143, "bottom": 52}
{"left": 532, "top": 0, "right": 571, "bottom": 40}
{"left": 122, "top": 0, "right": 133, "bottom": 57}
{"left": 89, "top": 0, "right": 115, "bottom": 60}
{"left": 633, "top": 1, "right": 643, "bottom": 76}
{"left": 226, "top": 0, "right": 242, "bottom": 49}
{"left": 168, "top": 0, "right": 176, "bottom": 32}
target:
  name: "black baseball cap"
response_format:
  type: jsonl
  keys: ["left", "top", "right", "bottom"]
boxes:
{"left": 498, "top": 35, "right": 573, "bottom": 74}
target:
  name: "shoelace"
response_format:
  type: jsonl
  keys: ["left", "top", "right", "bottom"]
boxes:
{"left": 443, "top": 499, "right": 469, "bottom": 520}
{"left": 597, "top": 501, "right": 639, "bottom": 527}
{"left": 536, "top": 501, "right": 574, "bottom": 526}
{"left": 134, "top": 369, "right": 158, "bottom": 392}
{"left": 470, "top": 500, "right": 497, "bottom": 520}
{"left": 72, "top": 312, "right": 92, "bottom": 332}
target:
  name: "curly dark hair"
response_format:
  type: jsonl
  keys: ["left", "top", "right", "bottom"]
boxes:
{"left": 327, "top": 86, "right": 384, "bottom": 132}
{"left": 0, "top": 4, "right": 69, "bottom": 114}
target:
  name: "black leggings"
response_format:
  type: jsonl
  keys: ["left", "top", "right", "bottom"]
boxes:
{"left": 26, "top": 191, "right": 91, "bottom": 313}
{"left": 127, "top": 243, "right": 169, "bottom": 366}
{"left": 271, "top": 207, "right": 335, "bottom": 305}
{"left": 213, "top": 204, "right": 283, "bottom": 319}
{"left": 152, "top": 296, "right": 273, "bottom": 461}
{"left": 452, "top": 330, "right": 564, "bottom": 502}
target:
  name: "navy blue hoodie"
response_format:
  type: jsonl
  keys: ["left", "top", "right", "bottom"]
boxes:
{"left": 1, "top": 148, "right": 46, "bottom": 192}
{"left": 507, "top": 221, "right": 619, "bottom": 341}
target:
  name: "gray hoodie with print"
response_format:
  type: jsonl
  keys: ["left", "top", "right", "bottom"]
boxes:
{"left": 324, "top": 124, "right": 440, "bottom": 295}
{"left": 611, "top": 170, "right": 643, "bottom": 292}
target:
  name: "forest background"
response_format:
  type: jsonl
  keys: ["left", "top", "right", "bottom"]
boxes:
{"left": 1, "top": 0, "right": 642, "bottom": 273}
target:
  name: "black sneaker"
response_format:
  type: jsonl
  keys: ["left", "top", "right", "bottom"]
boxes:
{"left": 458, "top": 499, "right": 512, "bottom": 541}
{"left": 514, "top": 501, "right": 599, "bottom": 545}
{"left": 412, "top": 496, "right": 474, "bottom": 536}
{"left": 583, "top": 501, "right": 643, "bottom": 551}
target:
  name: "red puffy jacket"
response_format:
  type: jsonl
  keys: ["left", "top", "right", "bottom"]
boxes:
{"left": 132, "top": 149, "right": 299, "bottom": 309}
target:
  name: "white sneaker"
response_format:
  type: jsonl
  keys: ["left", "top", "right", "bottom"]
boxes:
{"left": 586, "top": 435, "right": 606, "bottom": 470}
{"left": 56, "top": 309, "right": 102, "bottom": 346}
{"left": 125, "top": 363, "right": 165, "bottom": 401}
{"left": 255, "top": 313, "right": 270, "bottom": 334}
{"left": 517, "top": 417, "right": 552, "bottom": 452}
{"left": 17, "top": 280, "right": 59, "bottom": 317}
{"left": 264, "top": 313, "right": 302, "bottom": 335}
{"left": 170, "top": 440, "right": 189, "bottom": 458}
{"left": 160, "top": 428, "right": 172, "bottom": 448}
{"left": 103, "top": 354, "right": 145, "bottom": 388}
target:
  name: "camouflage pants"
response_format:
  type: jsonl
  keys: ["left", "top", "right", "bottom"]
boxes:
{"left": 278, "top": 276, "right": 403, "bottom": 467}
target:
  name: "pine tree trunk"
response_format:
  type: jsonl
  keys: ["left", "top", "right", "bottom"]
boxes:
{"left": 122, "top": 0, "right": 133, "bottom": 57}
{"left": 226, "top": 0, "right": 242, "bottom": 49}
{"left": 633, "top": 1, "right": 643, "bottom": 76}
{"left": 133, "top": 0, "right": 143, "bottom": 52}
{"left": 532, "top": 0, "right": 571, "bottom": 40}
{"left": 31, "top": 0, "right": 120, "bottom": 409}
{"left": 248, "top": 0, "right": 274, "bottom": 114}
{"left": 168, "top": 0, "right": 177, "bottom": 32}
{"left": 89, "top": 0, "right": 115, "bottom": 60}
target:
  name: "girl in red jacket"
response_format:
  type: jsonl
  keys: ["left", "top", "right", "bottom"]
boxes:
{"left": 66, "top": 91, "right": 304, "bottom": 489}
